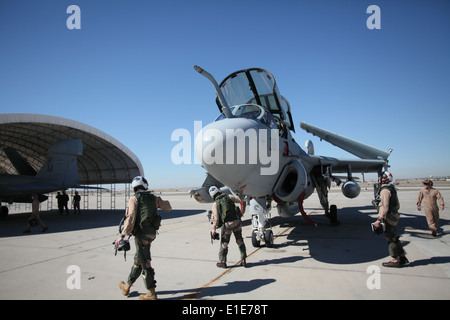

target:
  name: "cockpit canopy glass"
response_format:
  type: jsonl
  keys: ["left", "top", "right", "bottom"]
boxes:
{"left": 214, "top": 104, "right": 278, "bottom": 130}
{"left": 218, "top": 69, "right": 294, "bottom": 131}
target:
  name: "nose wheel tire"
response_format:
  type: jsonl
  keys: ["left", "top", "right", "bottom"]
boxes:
{"left": 252, "top": 230, "right": 261, "bottom": 247}
{"left": 264, "top": 229, "right": 274, "bottom": 248}
{"left": 252, "top": 229, "right": 274, "bottom": 248}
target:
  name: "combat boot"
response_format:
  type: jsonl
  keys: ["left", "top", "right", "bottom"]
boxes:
{"left": 139, "top": 287, "right": 157, "bottom": 300}
{"left": 119, "top": 281, "right": 131, "bottom": 296}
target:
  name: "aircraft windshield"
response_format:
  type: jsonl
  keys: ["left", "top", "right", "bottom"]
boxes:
{"left": 214, "top": 104, "right": 278, "bottom": 130}
{"left": 218, "top": 69, "right": 294, "bottom": 131}
{"left": 220, "top": 72, "right": 255, "bottom": 107}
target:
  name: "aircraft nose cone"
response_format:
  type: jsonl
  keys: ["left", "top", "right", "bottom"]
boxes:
{"left": 194, "top": 118, "right": 264, "bottom": 188}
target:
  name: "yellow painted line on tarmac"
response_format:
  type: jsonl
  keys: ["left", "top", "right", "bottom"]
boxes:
{"left": 182, "top": 225, "right": 295, "bottom": 300}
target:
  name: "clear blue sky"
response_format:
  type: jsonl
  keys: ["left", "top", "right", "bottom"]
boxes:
{"left": 1, "top": 0, "right": 449, "bottom": 188}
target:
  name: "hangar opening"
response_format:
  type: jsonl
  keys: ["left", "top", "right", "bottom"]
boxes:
{"left": 0, "top": 113, "right": 144, "bottom": 216}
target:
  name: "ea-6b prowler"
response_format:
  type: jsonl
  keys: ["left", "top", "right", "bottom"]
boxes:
{"left": 190, "top": 66, "right": 391, "bottom": 247}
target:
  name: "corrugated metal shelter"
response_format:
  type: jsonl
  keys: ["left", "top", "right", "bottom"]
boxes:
{"left": 0, "top": 113, "right": 143, "bottom": 185}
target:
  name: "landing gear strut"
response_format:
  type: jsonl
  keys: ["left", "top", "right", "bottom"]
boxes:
{"left": 249, "top": 198, "right": 274, "bottom": 248}
{"left": 328, "top": 204, "right": 340, "bottom": 226}
{"left": 0, "top": 205, "right": 8, "bottom": 219}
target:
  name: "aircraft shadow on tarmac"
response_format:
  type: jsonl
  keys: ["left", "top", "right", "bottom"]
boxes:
{"left": 262, "top": 205, "right": 449, "bottom": 266}
{"left": 0, "top": 209, "right": 205, "bottom": 238}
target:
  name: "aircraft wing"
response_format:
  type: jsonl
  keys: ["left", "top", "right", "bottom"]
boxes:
{"left": 0, "top": 177, "right": 61, "bottom": 204}
{"left": 2, "top": 182, "right": 60, "bottom": 193}
{"left": 303, "top": 156, "right": 386, "bottom": 173}
{"left": 299, "top": 121, "right": 390, "bottom": 174}
{"left": 300, "top": 122, "right": 391, "bottom": 160}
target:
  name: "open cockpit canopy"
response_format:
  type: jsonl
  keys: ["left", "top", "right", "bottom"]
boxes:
{"left": 216, "top": 68, "right": 295, "bottom": 132}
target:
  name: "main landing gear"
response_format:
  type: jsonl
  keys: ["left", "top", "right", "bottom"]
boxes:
{"left": 327, "top": 204, "right": 340, "bottom": 226}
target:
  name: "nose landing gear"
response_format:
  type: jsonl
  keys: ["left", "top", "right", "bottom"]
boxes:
{"left": 249, "top": 198, "right": 274, "bottom": 248}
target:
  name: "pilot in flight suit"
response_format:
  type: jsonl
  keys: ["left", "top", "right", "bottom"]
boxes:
{"left": 210, "top": 186, "right": 247, "bottom": 268}
{"left": 417, "top": 179, "right": 445, "bottom": 236}
{"left": 372, "top": 171, "right": 408, "bottom": 268}
{"left": 115, "top": 176, "right": 172, "bottom": 300}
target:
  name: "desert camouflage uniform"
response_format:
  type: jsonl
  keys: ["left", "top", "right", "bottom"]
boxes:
{"left": 417, "top": 187, "right": 444, "bottom": 233}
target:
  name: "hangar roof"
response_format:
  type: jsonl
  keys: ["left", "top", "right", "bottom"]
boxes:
{"left": 0, "top": 113, "right": 144, "bottom": 185}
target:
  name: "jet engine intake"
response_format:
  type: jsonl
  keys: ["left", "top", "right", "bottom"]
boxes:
{"left": 276, "top": 202, "right": 299, "bottom": 217}
{"left": 341, "top": 180, "right": 361, "bottom": 199}
{"left": 273, "top": 160, "right": 307, "bottom": 202}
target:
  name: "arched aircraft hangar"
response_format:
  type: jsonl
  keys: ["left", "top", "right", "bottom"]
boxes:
{"left": 0, "top": 113, "right": 144, "bottom": 212}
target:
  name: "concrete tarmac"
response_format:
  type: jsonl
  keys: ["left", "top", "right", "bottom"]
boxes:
{"left": 1, "top": 188, "right": 449, "bottom": 300}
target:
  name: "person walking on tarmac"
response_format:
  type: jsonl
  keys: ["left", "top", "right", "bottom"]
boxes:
{"left": 372, "top": 171, "right": 409, "bottom": 268}
{"left": 417, "top": 179, "right": 445, "bottom": 237}
{"left": 114, "top": 176, "right": 172, "bottom": 300}
{"left": 24, "top": 194, "right": 48, "bottom": 233}
{"left": 210, "top": 186, "right": 247, "bottom": 268}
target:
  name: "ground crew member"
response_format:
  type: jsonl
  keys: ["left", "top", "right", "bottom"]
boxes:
{"left": 56, "top": 192, "right": 63, "bottom": 215}
{"left": 115, "top": 176, "right": 172, "bottom": 300}
{"left": 24, "top": 194, "right": 48, "bottom": 233}
{"left": 210, "top": 186, "right": 247, "bottom": 268}
{"left": 372, "top": 171, "right": 408, "bottom": 268}
{"left": 61, "top": 191, "right": 69, "bottom": 215}
{"left": 417, "top": 179, "right": 445, "bottom": 237}
{"left": 72, "top": 191, "right": 81, "bottom": 215}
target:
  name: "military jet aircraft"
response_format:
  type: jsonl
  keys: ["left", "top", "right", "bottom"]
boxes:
{"left": 191, "top": 66, "right": 391, "bottom": 247}
{"left": 0, "top": 139, "right": 83, "bottom": 217}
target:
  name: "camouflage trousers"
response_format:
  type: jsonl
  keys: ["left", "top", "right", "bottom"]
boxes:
{"left": 127, "top": 236, "right": 156, "bottom": 289}
{"left": 219, "top": 220, "right": 247, "bottom": 263}
{"left": 384, "top": 221, "right": 405, "bottom": 259}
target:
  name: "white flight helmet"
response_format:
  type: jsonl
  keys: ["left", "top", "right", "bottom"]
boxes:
{"left": 209, "top": 186, "right": 220, "bottom": 198}
{"left": 132, "top": 176, "right": 148, "bottom": 190}
{"left": 380, "top": 171, "right": 393, "bottom": 184}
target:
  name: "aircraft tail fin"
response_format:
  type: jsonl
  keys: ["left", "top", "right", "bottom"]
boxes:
{"left": 299, "top": 122, "right": 391, "bottom": 160}
{"left": 36, "top": 139, "right": 83, "bottom": 188}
